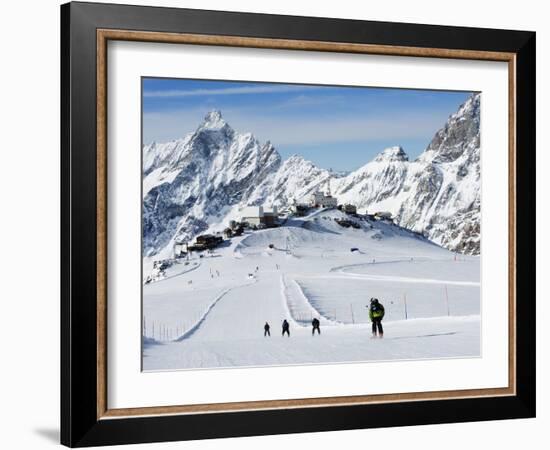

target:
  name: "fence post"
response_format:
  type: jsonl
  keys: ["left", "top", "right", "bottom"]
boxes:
{"left": 350, "top": 304, "right": 355, "bottom": 324}
{"left": 404, "top": 293, "right": 408, "bottom": 320}
{"left": 444, "top": 285, "right": 450, "bottom": 316}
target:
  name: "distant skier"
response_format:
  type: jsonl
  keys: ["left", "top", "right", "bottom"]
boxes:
{"left": 368, "top": 298, "right": 385, "bottom": 338}
{"left": 311, "top": 317, "right": 321, "bottom": 335}
{"left": 264, "top": 322, "right": 271, "bottom": 337}
{"left": 282, "top": 319, "right": 290, "bottom": 337}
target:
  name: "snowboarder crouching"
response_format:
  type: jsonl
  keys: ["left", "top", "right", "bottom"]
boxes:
{"left": 368, "top": 298, "right": 385, "bottom": 338}
{"left": 282, "top": 319, "right": 290, "bottom": 337}
{"left": 312, "top": 317, "right": 321, "bottom": 335}
{"left": 264, "top": 322, "right": 271, "bottom": 337}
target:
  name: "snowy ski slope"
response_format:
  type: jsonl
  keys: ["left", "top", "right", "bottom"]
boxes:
{"left": 142, "top": 209, "right": 480, "bottom": 371}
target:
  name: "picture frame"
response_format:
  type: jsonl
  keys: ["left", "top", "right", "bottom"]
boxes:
{"left": 60, "top": 1, "right": 536, "bottom": 447}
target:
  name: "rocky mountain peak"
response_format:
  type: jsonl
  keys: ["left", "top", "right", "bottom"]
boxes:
{"left": 374, "top": 146, "right": 409, "bottom": 163}
{"left": 284, "top": 154, "right": 308, "bottom": 165}
{"left": 200, "top": 110, "right": 227, "bottom": 130}
{"left": 420, "top": 93, "right": 480, "bottom": 164}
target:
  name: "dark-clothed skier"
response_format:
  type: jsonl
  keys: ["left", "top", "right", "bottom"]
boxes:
{"left": 311, "top": 317, "right": 321, "bottom": 335}
{"left": 282, "top": 319, "right": 290, "bottom": 337}
{"left": 264, "top": 322, "right": 271, "bottom": 337}
{"left": 368, "top": 298, "right": 385, "bottom": 338}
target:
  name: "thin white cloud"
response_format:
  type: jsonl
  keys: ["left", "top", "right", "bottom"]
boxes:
{"left": 142, "top": 107, "right": 446, "bottom": 148}
{"left": 273, "top": 94, "right": 346, "bottom": 109}
{"left": 226, "top": 114, "right": 442, "bottom": 147}
{"left": 143, "top": 84, "right": 313, "bottom": 98}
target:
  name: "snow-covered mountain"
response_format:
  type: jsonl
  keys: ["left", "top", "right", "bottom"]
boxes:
{"left": 142, "top": 111, "right": 335, "bottom": 259}
{"left": 332, "top": 94, "right": 481, "bottom": 254}
{"left": 143, "top": 94, "right": 480, "bottom": 258}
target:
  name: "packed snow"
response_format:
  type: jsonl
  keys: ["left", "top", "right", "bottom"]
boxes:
{"left": 142, "top": 210, "right": 480, "bottom": 371}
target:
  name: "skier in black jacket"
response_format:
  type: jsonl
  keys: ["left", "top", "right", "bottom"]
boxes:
{"left": 264, "top": 322, "right": 271, "bottom": 337}
{"left": 311, "top": 317, "right": 321, "bottom": 335}
{"left": 282, "top": 319, "right": 290, "bottom": 337}
{"left": 368, "top": 298, "right": 385, "bottom": 338}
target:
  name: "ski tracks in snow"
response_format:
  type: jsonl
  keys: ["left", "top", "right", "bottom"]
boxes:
{"left": 280, "top": 274, "right": 342, "bottom": 327}
{"left": 328, "top": 260, "right": 479, "bottom": 287}
{"left": 174, "top": 278, "right": 258, "bottom": 341}
{"left": 338, "top": 272, "right": 479, "bottom": 287}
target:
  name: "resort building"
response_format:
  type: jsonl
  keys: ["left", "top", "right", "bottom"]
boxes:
{"left": 343, "top": 204, "right": 357, "bottom": 214}
{"left": 240, "top": 205, "right": 280, "bottom": 227}
{"left": 310, "top": 190, "right": 338, "bottom": 208}
{"left": 290, "top": 202, "right": 309, "bottom": 217}
{"left": 374, "top": 211, "right": 393, "bottom": 220}
{"left": 241, "top": 206, "right": 264, "bottom": 226}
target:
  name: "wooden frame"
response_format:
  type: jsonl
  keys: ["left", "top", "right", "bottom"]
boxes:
{"left": 62, "top": 1, "right": 535, "bottom": 447}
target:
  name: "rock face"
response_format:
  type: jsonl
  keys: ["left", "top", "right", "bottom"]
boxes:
{"left": 332, "top": 94, "right": 481, "bottom": 254}
{"left": 142, "top": 94, "right": 481, "bottom": 258}
{"left": 142, "top": 111, "right": 282, "bottom": 257}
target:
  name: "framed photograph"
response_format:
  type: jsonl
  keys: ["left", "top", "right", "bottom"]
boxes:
{"left": 61, "top": 1, "right": 536, "bottom": 447}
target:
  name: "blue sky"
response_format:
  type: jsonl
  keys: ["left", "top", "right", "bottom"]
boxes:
{"left": 142, "top": 78, "right": 473, "bottom": 172}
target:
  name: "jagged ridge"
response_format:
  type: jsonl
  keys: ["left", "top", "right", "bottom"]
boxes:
{"left": 143, "top": 95, "right": 480, "bottom": 258}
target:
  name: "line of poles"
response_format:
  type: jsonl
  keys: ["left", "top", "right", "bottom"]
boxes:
{"left": 143, "top": 317, "right": 199, "bottom": 342}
